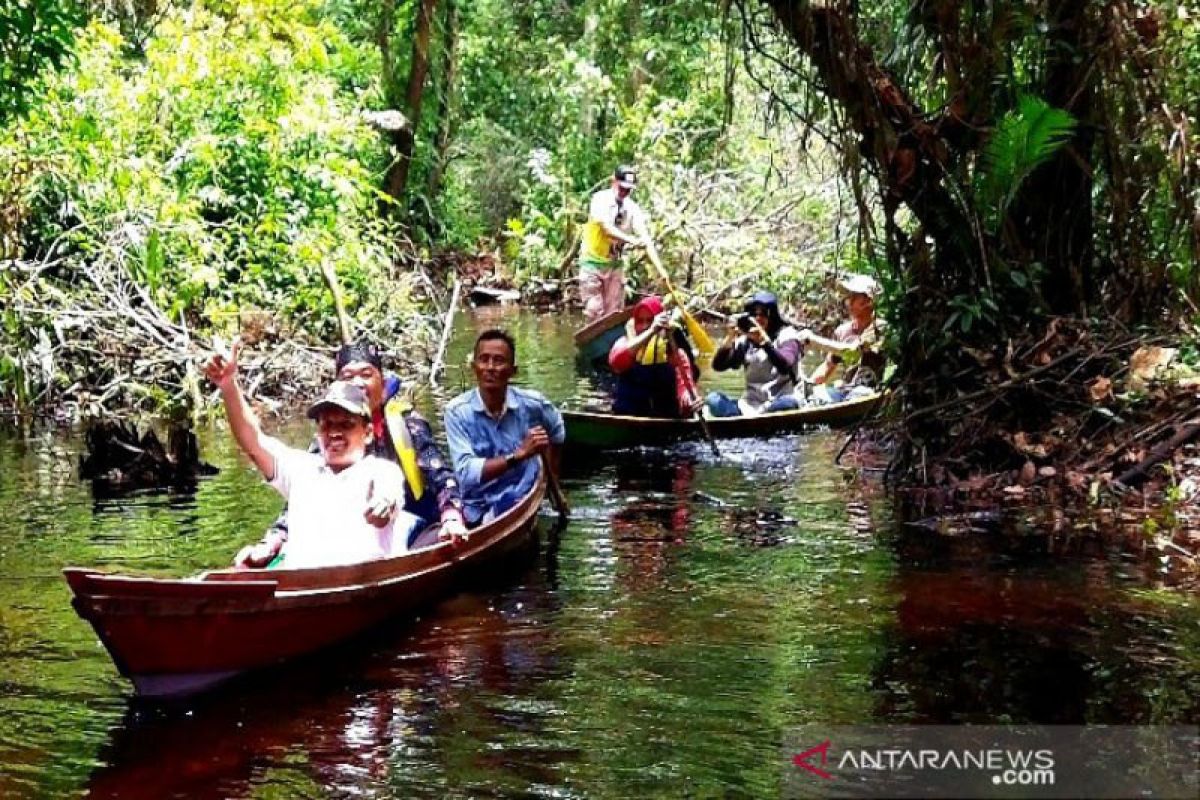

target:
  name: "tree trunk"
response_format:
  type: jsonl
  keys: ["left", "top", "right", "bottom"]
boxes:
{"left": 625, "top": 0, "right": 645, "bottom": 104}
{"left": 1007, "top": 0, "right": 1096, "bottom": 316}
{"left": 426, "top": 0, "right": 459, "bottom": 203}
{"left": 762, "top": 0, "right": 982, "bottom": 415}
{"left": 580, "top": 12, "right": 599, "bottom": 138}
{"left": 382, "top": 0, "right": 438, "bottom": 207}
{"left": 762, "top": 3, "right": 978, "bottom": 278}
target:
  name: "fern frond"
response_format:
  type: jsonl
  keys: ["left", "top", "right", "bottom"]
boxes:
{"left": 976, "top": 94, "right": 1078, "bottom": 230}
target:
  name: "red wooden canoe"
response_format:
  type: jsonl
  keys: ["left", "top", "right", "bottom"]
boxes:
{"left": 65, "top": 474, "right": 546, "bottom": 698}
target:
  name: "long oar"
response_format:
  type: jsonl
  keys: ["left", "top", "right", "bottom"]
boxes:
{"left": 669, "top": 335, "right": 720, "bottom": 457}
{"left": 695, "top": 405, "right": 720, "bottom": 458}
{"left": 318, "top": 258, "right": 354, "bottom": 346}
{"left": 541, "top": 453, "right": 570, "bottom": 520}
{"left": 649, "top": 257, "right": 716, "bottom": 355}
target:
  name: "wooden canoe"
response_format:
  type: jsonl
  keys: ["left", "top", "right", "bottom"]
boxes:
{"left": 65, "top": 475, "right": 546, "bottom": 698}
{"left": 573, "top": 308, "right": 632, "bottom": 367}
{"left": 563, "top": 393, "right": 882, "bottom": 449}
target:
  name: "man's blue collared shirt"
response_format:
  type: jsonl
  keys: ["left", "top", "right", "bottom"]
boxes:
{"left": 443, "top": 387, "right": 565, "bottom": 524}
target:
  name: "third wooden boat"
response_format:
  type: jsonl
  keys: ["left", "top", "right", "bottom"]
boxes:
{"left": 573, "top": 308, "right": 633, "bottom": 368}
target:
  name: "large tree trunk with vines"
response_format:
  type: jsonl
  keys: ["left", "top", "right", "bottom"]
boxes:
{"left": 758, "top": 0, "right": 1122, "bottom": 477}
{"left": 1007, "top": 0, "right": 1096, "bottom": 316}
{"left": 762, "top": 2, "right": 981, "bottom": 407}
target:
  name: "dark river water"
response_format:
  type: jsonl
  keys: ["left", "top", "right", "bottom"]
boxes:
{"left": 0, "top": 308, "right": 1197, "bottom": 798}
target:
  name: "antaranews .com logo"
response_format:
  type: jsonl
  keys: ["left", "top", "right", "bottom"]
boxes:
{"left": 782, "top": 725, "right": 1197, "bottom": 799}
{"left": 793, "top": 737, "right": 1056, "bottom": 786}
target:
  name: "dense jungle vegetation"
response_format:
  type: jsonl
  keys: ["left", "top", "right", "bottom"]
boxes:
{"left": 2, "top": 0, "right": 1198, "bottom": 490}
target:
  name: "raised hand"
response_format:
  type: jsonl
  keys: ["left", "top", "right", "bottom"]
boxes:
{"left": 203, "top": 336, "right": 242, "bottom": 390}
{"left": 747, "top": 321, "right": 768, "bottom": 345}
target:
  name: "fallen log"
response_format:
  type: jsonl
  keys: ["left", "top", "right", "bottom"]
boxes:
{"left": 80, "top": 420, "right": 217, "bottom": 490}
{"left": 1112, "top": 418, "right": 1200, "bottom": 490}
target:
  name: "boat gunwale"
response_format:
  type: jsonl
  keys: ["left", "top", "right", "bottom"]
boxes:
{"left": 65, "top": 475, "right": 546, "bottom": 610}
{"left": 563, "top": 393, "right": 882, "bottom": 431}
{"left": 573, "top": 308, "right": 632, "bottom": 346}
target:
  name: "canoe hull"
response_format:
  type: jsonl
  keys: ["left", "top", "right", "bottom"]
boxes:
{"left": 563, "top": 393, "right": 882, "bottom": 448}
{"left": 66, "top": 477, "right": 545, "bottom": 697}
{"left": 573, "top": 308, "right": 632, "bottom": 367}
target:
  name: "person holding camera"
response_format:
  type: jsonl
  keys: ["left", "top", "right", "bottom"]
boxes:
{"left": 608, "top": 295, "right": 702, "bottom": 418}
{"left": 578, "top": 165, "right": 665, "bottom": 321}
{"left": 705, "top": 291, "right": 803, "bottom": 417}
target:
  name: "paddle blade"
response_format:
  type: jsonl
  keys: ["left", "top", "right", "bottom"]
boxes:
{"left": 651, "top": 257, "right": 714, "bottom": 354}
{"left": 682, "top": 309, "right": 716, "bottom": 355}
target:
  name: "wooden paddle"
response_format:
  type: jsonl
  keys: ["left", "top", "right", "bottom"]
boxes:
{"left": 694, "top": 405, "right": 721, "bottom": 458}
{"left": 668, "top": 333, "right": 720, "bottom": 458}
{"left": 542, "top": 453, "right": 570, "bottom": 520}
{"left": 648, "top": 255, "right": 716, "bottom": 356}
{"left": 318, "top": 258, "right": 354, "bottom": 346}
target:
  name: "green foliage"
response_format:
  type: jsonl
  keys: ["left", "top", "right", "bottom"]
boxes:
{"left": 427, "top": 0, "right": 850, "bottom": 298}
{"left": 976, "top": 95, "right": 1078, "bottom": 233}
{"left": 0, "top": 0, "right": 85, "bottom": 124}
{"left": 12, "top": 3, "right": 399, "bottom": 327}
{"left": 0, "top": 0, "right": 426, "bottom": 412}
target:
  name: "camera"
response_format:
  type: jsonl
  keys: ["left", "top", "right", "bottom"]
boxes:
{"left": 735, "top": 313, "right": 753, "bottom": 333}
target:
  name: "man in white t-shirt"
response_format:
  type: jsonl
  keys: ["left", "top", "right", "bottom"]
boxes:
{"left": 204, "top": 341, "right": 414, "bottom": 569}
{"left": 578, "top": 164, "right": 665, "bottom": 321}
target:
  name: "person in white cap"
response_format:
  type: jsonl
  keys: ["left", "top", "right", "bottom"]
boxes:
{"left": 578, "top": 164, "right": 665, "bottom": 321}
{"left": 801, "top": 273, "right": 886, "bottom": 403}
{"left": 204, "top": 341, "right": 417, "bottom": 569}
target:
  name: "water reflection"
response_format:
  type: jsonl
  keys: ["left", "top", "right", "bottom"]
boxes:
{"left": 0, "top": 308, "right": 1196, "bottom": 799}
{"left": 873, "top": 533, "right": 1200, "bottom": 726}
{"left": 85, "top": 534, "right": 566, "bottom": 799}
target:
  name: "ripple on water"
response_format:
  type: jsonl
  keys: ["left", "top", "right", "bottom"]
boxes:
{"left": 1, "top": 311, "right": 1199, "bottom": 798}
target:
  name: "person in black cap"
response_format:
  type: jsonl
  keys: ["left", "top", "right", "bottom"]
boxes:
{"left": 236, "top": 339, "right": 468, "bottom": 568}
{"left": 204, "top": 343, "right": 416, "bottom": 569}
{"left": 705, "top": 290, "right": 804, "bottom": 416}
{"left": 578, "top": 164, "right": 665, "bottom": 321}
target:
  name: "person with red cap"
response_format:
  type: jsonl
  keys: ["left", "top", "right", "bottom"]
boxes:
{"left": 607, "top": 296, "right": 702, "bottom": 418}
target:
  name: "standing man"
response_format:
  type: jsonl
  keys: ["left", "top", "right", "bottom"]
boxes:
{"left": 579, "top": 164, "right": 664, "bottom": 321}
{"left": 444, "top": 329, "right": 567, "bottom": 526}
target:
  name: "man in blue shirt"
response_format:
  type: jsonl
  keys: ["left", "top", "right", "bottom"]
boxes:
{"left": 444, "top": 329, "right": 566, "bottom": 526}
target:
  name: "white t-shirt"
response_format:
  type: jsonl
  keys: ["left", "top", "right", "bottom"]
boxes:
{"left": 265, "top": 439, "right": 413, "bottom": 569}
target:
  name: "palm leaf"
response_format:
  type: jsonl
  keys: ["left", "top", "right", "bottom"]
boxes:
{"left": 976, "top": 94, "right": 1078, "bottom": 230}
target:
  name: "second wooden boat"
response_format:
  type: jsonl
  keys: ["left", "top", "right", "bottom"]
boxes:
{"left": 64, "top": 475, "right": 546, "bottom": 698}
{"left": 563, "top": 393, "right": 882, "bottom": 449}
